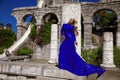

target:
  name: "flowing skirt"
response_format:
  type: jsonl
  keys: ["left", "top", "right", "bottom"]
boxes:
{"left": 58, "top": 39, "right": 105, "bottom": 78}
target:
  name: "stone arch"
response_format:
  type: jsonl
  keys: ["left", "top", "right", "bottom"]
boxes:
{"left": 92, "top": 9, "right": 118, "bottom": 46}
{"left": 19, "top": 12, "right": 37, "bottom": 24}
{"left": 42, "top": 13, "right": 59, "bottom": 24}
{"left": 91, "top": 7, "right": 119, "bottom": 18}
{"left": 22, "top": 14, "right": 36, "bottom": 23}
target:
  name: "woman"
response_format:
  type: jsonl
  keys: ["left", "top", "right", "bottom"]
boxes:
{"left": 58, "top": 18, "right": 105, "bottom": 78}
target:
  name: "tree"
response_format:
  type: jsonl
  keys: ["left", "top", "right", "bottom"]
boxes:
{"left": 94, "top": 9, "right": 117, "bottom": 29}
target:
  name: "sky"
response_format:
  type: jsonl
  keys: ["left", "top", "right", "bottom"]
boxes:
{"left": 0, "top": 0, "right": 99, "bottom": 34}
{"left": 0, "top": 0, "right": 37, "bottom": 33}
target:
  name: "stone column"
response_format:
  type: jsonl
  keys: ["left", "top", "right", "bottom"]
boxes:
{"left": 62, "top": 3, "right": 81, "bottom": 55}
{"left": 83, "top": 17, "right": 93, "bottom": 49}
{"left": 116, "top": 32, "right": 120, "bottom": 47}
{"left": 101, "top": 32, "right": 116, "bottom": 67}
{"left": 16, "top": 24, "right": 22, "bottom": 40}
{"left": 48, "top": 24, "right": 58, "bottom": 64}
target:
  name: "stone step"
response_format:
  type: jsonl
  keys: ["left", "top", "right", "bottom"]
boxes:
{"left": 36, "top": 76, "right": 67, "bottom": 80}
{"left": 43, "top": 66, "right": 87, "bottom": 80}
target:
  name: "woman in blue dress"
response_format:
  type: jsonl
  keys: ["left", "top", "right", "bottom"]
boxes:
{"left": 58, "top": 18, "right": 105, "bottom": 78}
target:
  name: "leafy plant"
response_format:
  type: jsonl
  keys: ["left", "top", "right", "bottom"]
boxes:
{"left": 29, "top": 21, "right": 52, "bottom": 47}
{"left": 94, "top": 9, "right": 117, "bottom": 29}
{"left": 0, "top": 29, "right": 16, "bottom": 48}
{"left": 17, "top": 47, "right": 33, "bottom": 55}
{"left": 38, "top": 22, "right": 51, "bottom": 46}
{"left": 81, "top": 47, "right": 102, "bottom": 65}
{"left": 29, "top": 23, "right": 37, "bottom": 41}
{"left": 0, "top": 47, "right": 4, "bottom": 54}
{"left": 114, "top": 46, "right": 120, "bottom": 68}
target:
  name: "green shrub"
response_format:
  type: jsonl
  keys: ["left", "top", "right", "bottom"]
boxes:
{"left": 81, "top": 47, "right": 102, "bottom": 66}
{"left": 29, "top": 23, "right": 37, "bottom": 41}
{"left": 0, "top": 29, "right": 16, "bottom": 48}
{"left": 114, "top": 46, "right": 120, "bottom": 68}
{"left": 29, "top": 22, "right": 52, "bottom": 47}
{"left": 0, "top": 47, "right": 4, "bottom": 54}
{"left": 17, "top": 47, "right": 33, "bottom": 55}
{"left": 38, "top": 22, "right": 51, "bottom": 46}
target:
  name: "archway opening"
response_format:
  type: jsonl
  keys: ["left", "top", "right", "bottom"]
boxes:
{"left": 92, "top": 9, "right": 118, "bottom": 46}
{"left": 42, "top": 13, "right": 58, "bottom": 24}
{"left": 23, "top": 14, "right": 36, "bottom": 23}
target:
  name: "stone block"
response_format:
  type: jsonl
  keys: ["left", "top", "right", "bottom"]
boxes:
{"left": 22, "top": 66, "right": 42, "bottom": 76}
{"left": 36, "top": 76, "right": 67, "bottom": 80}
{"left": 0, "top": 64, "right": 2, "bottom": 72}
{"left": 43, "top": 66, "right": 86, "bottom": 80}
{"left": 0, "top": 74, "right": 8, "bottom": 80}
{"left": 27, "top": 79, "right": 35, "bottom": 80}
{"left": 8, "top": 76, "right": 17, "bottom": 80}
{"left": 2, "top": 64, "right": 10, "bottom": 73}
{"left": 10, "top": 65, "right": 21, "bottom": 74}
{"left": 17, "top": 76, "right": 27, "bottom": 80}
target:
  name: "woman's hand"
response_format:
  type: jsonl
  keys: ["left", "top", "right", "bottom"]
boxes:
{"left": 74, "top": 41, "right": 78, "bottom": 46}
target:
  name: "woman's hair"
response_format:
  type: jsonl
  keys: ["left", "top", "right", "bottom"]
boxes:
{"left": 68, "top": 18, "right": 76, "bottom": 25}
{"left": 68, "top": 18, "right": 78, "bottom": 36}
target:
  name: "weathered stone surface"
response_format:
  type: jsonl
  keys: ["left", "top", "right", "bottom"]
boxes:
{"left": 0, "top": 74, "right": 7, "bottom": 80}
{"left": 10, "top": 65, "right": 21, "bottom": 74}
{"left": 43, "top": 66, "right": 86, "bottom": 80}
{"left": 8, "top": 76, "right": 17, "bottom": 80}
{"left": 36, "top": 76, "right": 67, "bottom": 80}
{"left": 0, "top": 64, "right": 2, "bottom": 72}
{"left": 62, "top": 3, "right": 81, "bottom": 55}
{"left": 17, "top": 76, "right": 27, "bottom": 80}
{"left": 48, "top": 24, "right": 58, "bottom": 64}
{"left": 22, "top": 65, "right": 42, "bottom": 76}
{"left": 2, "top": 64, "right": 10, "bottom": 73}
{"left": 27, "top": 78, "right": 35, "bottom": 80}
{"left": 101, "top": 32, "right": 116, "bottom": 68}
{"left": 116, "top": 32, "right": 120, "bottom": 47}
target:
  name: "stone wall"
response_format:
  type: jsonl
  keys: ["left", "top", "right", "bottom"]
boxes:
{"left": 0, "top": 61, "right": 86, "bottom": 80}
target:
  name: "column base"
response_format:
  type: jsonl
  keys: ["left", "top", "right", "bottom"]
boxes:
{"left": 101, "top": 63, "right": 116, "bottom": 68}
{"left": 48, "top": 59, "right": 57, "bottom": 64}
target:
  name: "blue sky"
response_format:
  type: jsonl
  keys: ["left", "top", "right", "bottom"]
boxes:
{"left": 0, "top": 0, "right": 99, "bottom": 33}
{"left": 0, "top": 0, "right": 37, "bottom": 33}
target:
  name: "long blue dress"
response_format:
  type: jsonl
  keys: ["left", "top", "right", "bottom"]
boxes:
{"left": 58, "top": 23, "right": 105, "bottom": 78}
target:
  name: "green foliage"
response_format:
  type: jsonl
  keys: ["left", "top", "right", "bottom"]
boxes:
{"left": 114, "top": 46, "right": 120, "bottom": 68}
{"left": 29, "top": 23, "right": 37, "bottom": 41}
{"left": 29, "top": 22, "right": 52, "bottom": 47}
{"left": 95, "top": 10, "right": 116, "bottom": 28}
{"left": 17, "top": 47, "right": 33, "bottom": 55}
{"left": 82, "top": 46, "right": 120, "bottom": 67}
{"left": 38, "top": 22, "right": 51, "bottom": 46}
{"left": 0, "top": 47, "right": 4, "bottom": 54}
{"left": 81, "top": 47, "right": 102, "bottom": 65}
{"left": 0, "top": 29, "right": 16, "bottom": 48}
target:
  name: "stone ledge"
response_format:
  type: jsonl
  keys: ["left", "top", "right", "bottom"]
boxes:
{"left": 43, "top": 66, "right": 87, "bottom": 80}
{"left": 0, "top": 62, "right": 43, "bottom": 77}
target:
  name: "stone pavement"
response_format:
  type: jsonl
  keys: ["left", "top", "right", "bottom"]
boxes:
{"left": 0, "top": 59, "right": 120, "bottom": 80}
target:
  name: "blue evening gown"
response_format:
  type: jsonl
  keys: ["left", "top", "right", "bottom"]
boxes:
{"left": 58, "top": 23, "right": 105, "bottom": 78}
